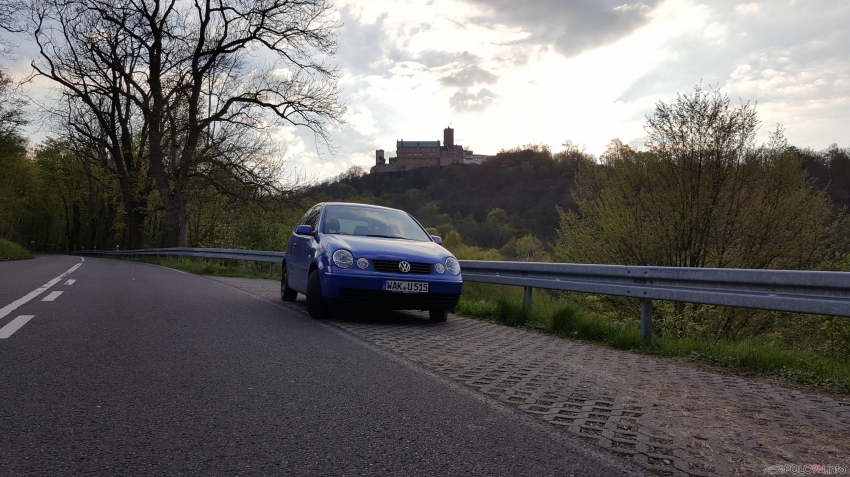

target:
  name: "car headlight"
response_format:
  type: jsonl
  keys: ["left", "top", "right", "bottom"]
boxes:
{"left": 357, "top": 257, "right": 369, "bottom": 269}
{"left": 333, "top": 249, "right": 354, "bottom": 269}
{"left": 445, "top": 257, "right": 460, "bottom": 276}
{"left": 434, "top": 262, "right": 445, "bottom": 274}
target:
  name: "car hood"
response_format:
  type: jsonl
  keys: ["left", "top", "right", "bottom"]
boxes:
{"left": 321, "top": 234, "right": 452, "bottom": 261}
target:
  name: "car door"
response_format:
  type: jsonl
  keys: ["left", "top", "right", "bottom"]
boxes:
{"left": 287, "top": 204, "right": 321, "bottom": 291}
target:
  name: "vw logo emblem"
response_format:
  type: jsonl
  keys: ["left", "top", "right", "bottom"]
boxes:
{"left": 398, "top": 261, "right": 411, "bottom": 273}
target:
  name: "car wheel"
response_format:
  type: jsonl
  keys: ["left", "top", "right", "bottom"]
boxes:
{"left": 429, "top": 308, "right": 448, "bottom": 323}
{"left": 280, "top": 262, "right": 298, "bottom": 302}
{"left": 306, "top": 269, "right": 333, "bottom": 319}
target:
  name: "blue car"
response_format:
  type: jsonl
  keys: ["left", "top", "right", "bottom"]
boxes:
{"left": 280, "top": 202, "right": 463, "bottom": 322}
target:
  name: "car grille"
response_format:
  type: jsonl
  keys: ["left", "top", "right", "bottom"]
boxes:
{"left": 339, "top": 289, "right": 459, "bottom": 307}
{"left": 371, "top": 260, "right": 433, "bottom": 275}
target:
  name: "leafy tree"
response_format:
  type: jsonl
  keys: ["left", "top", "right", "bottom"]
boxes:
{"left": 415, "top": 202, "right": 451, "bottom": 228}
{"left": 443, "top": 230, "right": 463, "bottom": 252}
{"left": 440, "top": 230, "right": 500, "bottom": 260}
{"left": 513, "top": 234, "right": 551, "bottom": 262}
{"left": 485, "top": 208, "right": 508, "bottom": 225}
{"left": 337, "top": 184, "right": 358, "bottom": 200}
{"left": 435, "top": 224, "right": 454, "bottom": 237}
{"left": 555, "top": 86, "right": 838, "bottom": 271}
{"left": 32, "top": 139, "right": 126, "bottom": 251}
{"left": 500, "top": 234, "right": 551, "bottom": 262}
{"left": 0, "top": 69, "right": 40, "bottom": 246}
{"left": 0, "top": 134, "right": 35, "bottom": 242}
{"left": 798, "top": 144, "right": 850, "bottom": 213}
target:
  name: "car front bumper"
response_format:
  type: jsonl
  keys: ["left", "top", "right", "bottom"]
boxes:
{"left": 321, "top": 268, "right": 463, "bottom": 311}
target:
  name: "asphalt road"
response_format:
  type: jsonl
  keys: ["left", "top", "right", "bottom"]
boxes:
{"left": 0, "top": 255, "right": 645, "bottom": 476}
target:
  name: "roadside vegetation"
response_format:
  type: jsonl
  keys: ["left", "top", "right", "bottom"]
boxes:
{"left": 127, "top": 257, "right": 282, "bottom": 281}
{"left": 0, "top": 238, "right": 32, "bottom": 261}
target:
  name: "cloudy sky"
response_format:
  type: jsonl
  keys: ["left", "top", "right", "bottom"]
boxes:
{"left": 4, "top": 0, "right": 850, "bottom": 180}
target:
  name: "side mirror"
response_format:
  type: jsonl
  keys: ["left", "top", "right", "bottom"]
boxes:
{"left": 295, "top": 225, "right": 313, "bottom": 235}
{"left": 431, "top": 235, "right": 442, "bottom": 245}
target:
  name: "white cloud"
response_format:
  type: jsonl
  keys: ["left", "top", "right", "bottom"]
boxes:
{"left": 342, "top": 105, "right": 379, "bottom": 136}
{"left": 3, "top": 0, "right": 850, "bottom": 181}
{"left": 734, "top": 3, "right": 760, "bottom": 14}
{"left": 704, "top": 22, "right": 729, "bottom": 42}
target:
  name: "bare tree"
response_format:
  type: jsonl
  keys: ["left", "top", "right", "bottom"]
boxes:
{"left": 30, "top": 0, "right": 343, "bottom": 247}
{"left": 0, "top": 69, "right": 27, "bottom": 140}
{"left": 29, "top": 1, "right": 151, "bottom": 248}
{"left": 0, "top": 0, "right": 24, "bottom": 34}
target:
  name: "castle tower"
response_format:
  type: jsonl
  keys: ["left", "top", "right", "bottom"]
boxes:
{"left": 443, "top": 126, "right": 454, "bottom": 149}
{"left": 375, "top": 149, "right": 385, "bottom": 165}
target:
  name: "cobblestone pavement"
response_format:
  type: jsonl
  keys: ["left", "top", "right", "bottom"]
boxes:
{"left": 210, "top": 276, "right": 850, "bottom": 476}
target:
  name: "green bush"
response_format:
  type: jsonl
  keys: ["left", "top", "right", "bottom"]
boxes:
{"left": 0, "top": 238, "right": 32, "bottom": 261}
{"left": 548, "top": 303, "right": 643, "bottom": 348}
{"left": 494, "top": 298, "right": 531, "bottom": 327}
{"left": 455, "top": 299, "right": 498, "bottom": 318}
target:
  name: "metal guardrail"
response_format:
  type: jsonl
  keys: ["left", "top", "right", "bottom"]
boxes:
{"left": 76, "top": 247, "right": 286, "bottom": 275}
{"left": 74, "top": 248, "right": 850, "bottom": 342}
{"left": 460, "top": 261, "right": 850, "bottom": 341}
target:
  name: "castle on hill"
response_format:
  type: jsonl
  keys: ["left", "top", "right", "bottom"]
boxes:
{"left": 370, "top": 126, "right": 495, "bottom": 174}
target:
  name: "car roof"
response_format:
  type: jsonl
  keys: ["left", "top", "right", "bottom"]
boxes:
{"left": 320, "top": 202, "right": 406, "bottom": 213}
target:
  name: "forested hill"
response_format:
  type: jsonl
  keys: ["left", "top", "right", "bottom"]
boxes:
{"left": 309, "top": 147, "right": 586, "bottom": 250}
{"left": 309, "top": 142, "right": 850, "bottom": 256}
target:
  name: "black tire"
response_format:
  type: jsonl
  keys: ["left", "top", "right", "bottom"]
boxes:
{"left": 306, "top": 269, "right": 333, "bottom": 319}
{"left": 429, "top": 308, "right": 448, "bottom": 323}
{"left": 280, "top": 262, "right": 297, "bottom": 302}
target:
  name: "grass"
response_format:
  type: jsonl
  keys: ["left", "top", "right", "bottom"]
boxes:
{"left": 456, "top": 282, "right": 850, "bottom": 395}
{"left": 0, "top": 238, "right": 33, "bottom": 261}
{"left": 126, "top": 256, "right": 282, "bottom": 280}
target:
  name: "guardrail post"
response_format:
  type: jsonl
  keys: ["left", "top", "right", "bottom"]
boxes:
{"left": 242, "top": 260, "right": 247, "bottom": 271}
{"left": 523, "top": 286, "right": 533, "bottom": 312}
{"left": 640, "top": 298, "right": 653, "bottom": 343}
{"left": 268, "top": 263, "right": 274, "bottom": 277}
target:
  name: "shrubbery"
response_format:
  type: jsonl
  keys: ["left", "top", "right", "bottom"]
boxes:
{"left": 0, "top": 238, "right": 32, "bottom": 261}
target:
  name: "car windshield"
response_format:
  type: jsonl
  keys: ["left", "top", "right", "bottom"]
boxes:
{"left": 322, "top": 205, "right": 432, "bottom": 242}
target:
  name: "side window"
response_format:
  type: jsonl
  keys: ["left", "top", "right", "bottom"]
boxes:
{"left": 297, "top": 207, "right": 314, "bottom": 226}
{"left": 295, "top": 205, "right": 321, "bottom": 234}
{"left": 305, "top": 206, "right": 322, "bottom": 232}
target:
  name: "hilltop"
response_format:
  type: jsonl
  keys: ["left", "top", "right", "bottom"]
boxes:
{"left": 310, "top": 146, "right": 585, "bottom": 251}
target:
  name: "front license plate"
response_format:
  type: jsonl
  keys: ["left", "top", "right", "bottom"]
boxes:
{"left": 385, "top": 280, "right": 429, "bottom": 293}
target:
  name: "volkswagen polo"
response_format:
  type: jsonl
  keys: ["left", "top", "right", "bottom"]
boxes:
{"left": 280, "top": 202, "right": 463, "bottom": 322}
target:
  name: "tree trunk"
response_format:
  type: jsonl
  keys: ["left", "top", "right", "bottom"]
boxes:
{"left": 126, "top": 203, "right": 145, "bottom": 250}
{"left": 71, "top": 203, "right": 80, "bottom": 251}
{"left": 160, "top": 197, "right": 181, "bottom": 248}
{"left": 179, "top": 207, "right": 189, "bottom": 247}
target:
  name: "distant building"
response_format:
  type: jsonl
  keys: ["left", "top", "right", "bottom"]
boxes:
{"left": 396, "top": 140, "right": 440, "bottom": 169}
{"left": 370, "top": 127, "right": 495, "bottom": 174}
{"left": 464, "top": 154, "right": 491, "bottom": 165}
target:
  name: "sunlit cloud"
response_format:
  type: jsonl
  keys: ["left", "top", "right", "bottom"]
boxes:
{"left": 3, "top": 0, "right": 850, "bottom": 180}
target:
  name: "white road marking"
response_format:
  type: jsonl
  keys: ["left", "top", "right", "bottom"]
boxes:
{"left": 65, "top": 279, "right": 76, "bottom": 286}
{"left": 0, "top": 259, "right": 83, "bottom": 322}
{"left": 0, "top": 315, "right": 35, "bottom": 339}
{"left": 42, "top": 291, "right": 63, "bottom": 302}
